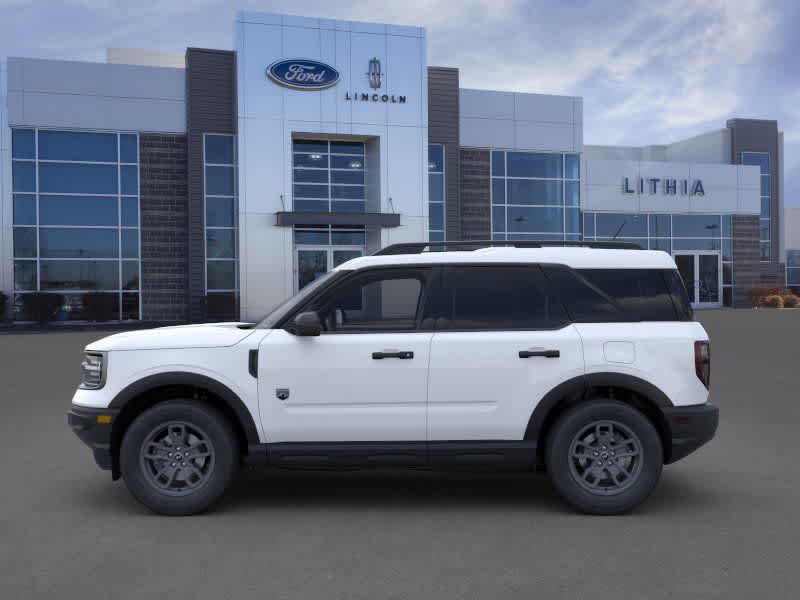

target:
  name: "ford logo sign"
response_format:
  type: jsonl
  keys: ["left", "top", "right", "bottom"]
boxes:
{"left": 267, "top": 59, "right": 340, "bottom": 90}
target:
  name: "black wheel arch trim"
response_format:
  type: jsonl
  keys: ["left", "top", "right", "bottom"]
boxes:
{"left": 108, "top": 372, "right": 260, "bottom": 445}
{"left": 524, "top": 372, "right": 673, "bottom": 442}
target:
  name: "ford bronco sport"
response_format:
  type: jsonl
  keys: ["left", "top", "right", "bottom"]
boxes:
{"left": 68, "top": 241, "right": 718, "bottom": 515}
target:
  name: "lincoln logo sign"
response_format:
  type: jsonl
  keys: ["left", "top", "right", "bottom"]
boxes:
{"left": 623, "top": 176, "right": 705, "bottom": 196}
{"left": 266, "top": 59, "right": 340, "bottom": 90}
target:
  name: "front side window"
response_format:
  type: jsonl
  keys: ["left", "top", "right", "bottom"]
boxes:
{"left": 438, "top": 266, "right": 567, "bottom": 330}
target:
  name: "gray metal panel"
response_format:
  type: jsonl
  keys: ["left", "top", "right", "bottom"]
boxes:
{"left": 186, "top": 48, "right": 237, "bottom": 323}
{"left": 427, "top": 67, "right": 460, "bottom": 241}
{"left": 275, "top": 212, "right": 401, "bottom": 227}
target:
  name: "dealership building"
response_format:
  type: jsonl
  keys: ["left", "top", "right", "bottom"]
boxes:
{"left": 0, "top": 10, "right": 793, "bottom": 322}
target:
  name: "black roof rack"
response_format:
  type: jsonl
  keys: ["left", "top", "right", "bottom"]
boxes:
{"left": 373, "top": 240, "right": 643, "bottom": 256}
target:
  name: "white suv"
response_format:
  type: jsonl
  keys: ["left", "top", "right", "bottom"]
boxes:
{"left": 68, "top": 241, "right": 718, "bottom": 516}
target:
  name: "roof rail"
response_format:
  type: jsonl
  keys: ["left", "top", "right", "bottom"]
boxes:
{"left": 373, "top": 240, "right": 643, "bottom": 256}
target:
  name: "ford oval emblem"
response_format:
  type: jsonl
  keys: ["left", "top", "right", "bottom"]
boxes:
{"left": 267, "top": 59, "right": 340, "bottom": 90}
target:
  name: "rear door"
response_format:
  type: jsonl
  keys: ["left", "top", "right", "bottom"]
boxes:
{"left": 426, "top": 265, "right": 585, "bottom": 441}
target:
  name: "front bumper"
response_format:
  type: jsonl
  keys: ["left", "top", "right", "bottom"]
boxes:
{"left": 67, "top": 405, "right": 119, "bottom": 471}
{"left": 663, "top": 401, "right": 719, "bottom": 464}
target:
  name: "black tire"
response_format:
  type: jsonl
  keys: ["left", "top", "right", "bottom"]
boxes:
{"left": 120, "top": 400, "right": 239, "bottom": 516}
{"left": 545, "top": 400, "right": 663, "bottom": 515}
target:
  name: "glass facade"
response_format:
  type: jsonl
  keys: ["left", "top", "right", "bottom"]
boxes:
{"left": 204, "top": 134, "right": 238, "bottom": 303}
{"left": 293, "top": 225, "right": 365, "bottom": 290}
{"left": 292, "top": 140, "right": 365, "bottom": 213}
{"left": 787, "top": 250, "right": 800, "bottom": 288}
{"left": 11, "top": 128, "right": 141, "bottom": 320}
{"left": 428, "top": 144, "right": 445, "bottom": 241}
{"left": 491, "top": 150, "right": 580, "bottom": 240}
{"left": 742, "top": 152, "right": 771, "bottom": 261}
{"left": 582, "top": 212, "right": 734, "bottom": 306}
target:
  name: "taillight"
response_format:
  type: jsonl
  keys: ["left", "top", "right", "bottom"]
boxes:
{"left": 694, "top": 340, "right": 710, "bottom": 389}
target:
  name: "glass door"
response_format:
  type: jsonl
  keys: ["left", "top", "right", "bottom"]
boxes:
{"left": 673, "top": 252, "right": 721, "bottom": 309}
{"left": 295, "top": 247, "right": 363, "bottom": 291}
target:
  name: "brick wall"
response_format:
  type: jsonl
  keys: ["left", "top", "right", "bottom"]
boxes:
{"left": 460, "top": 149, "right": 491, "bottom": 239}
{"left": 732, "top": 215, "right": 786, "bottom": 307}
{"left": 139, "top": 133, "right": 189, "bottom": 322}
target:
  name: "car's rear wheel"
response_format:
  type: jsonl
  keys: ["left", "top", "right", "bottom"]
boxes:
{"left": 545, "top": 400, "right": 663, "bottom": 515}
{"left": 120, "top": 400, "right": 239, "bottom": 515}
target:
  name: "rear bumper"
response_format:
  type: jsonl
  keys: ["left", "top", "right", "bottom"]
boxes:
{"left": 663, "top": 401, "right": 719, "bottom": 464}
{"left": 67, "top": 405, "right": 119, "bottom": 471}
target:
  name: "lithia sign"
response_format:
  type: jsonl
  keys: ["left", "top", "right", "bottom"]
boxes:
{"left": 623, "top": 177, "right": 705, "bottom": 196}
{"left": 267, "top": 57, "right": 407, "bottom": 103}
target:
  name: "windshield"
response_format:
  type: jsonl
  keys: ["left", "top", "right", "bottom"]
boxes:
{"left": 256, "top": 270, "right": 340, "bottom": 329}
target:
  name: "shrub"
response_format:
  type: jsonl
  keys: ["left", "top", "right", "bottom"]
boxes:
{"left": 782, "top": 294, "right": 799, "bottom": 308}
{"left": 83, "top": 292, "right": 118, "bottom": 322}
{"left": 21, "top": 293, "right": 64, "bottom": 324}
{"left": 0, "top": 292, "right": 7, "bottom": 322}
{"left": 762, "top": 295, "right": 784, "bottom": 309}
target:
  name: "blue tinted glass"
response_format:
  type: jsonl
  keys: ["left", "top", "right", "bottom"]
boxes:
{"left": 40, "top": 260, "right": 119, "bottom": 290}
{"left": 429, "top": 203, "right": 444, "bottom": 230}
{"left": 491, "top": 151, "right": 505, "bottom": 177}
{"left": 787, "top": 250, "right": 800, "bottom": 268}
{"left": 565, "top": 208, "right": 580, "bottom": 233}
{"left": 673, "top": 214, "right": 721, "bottom": 237}
{"left": 122, "top": 261, "right": 139, "bottom": 290}
{"left": 206, "top": 197, "right": 234, "bottom": 227}
{"left": 294, "top": 230, "right": 329, "bottom": 244}
{"left": 206, "top": 166, "right": 235, "bottom": 195}
{"left": 759, "top": 220, "right": 770, "bottom": 240}
{"left": 330, "top": 141, "right": 364, "bottom": 155}
{"left": 294, "top": 199, "right": 328, "bottom": 212}
{"left": 722, "top": 238, "right": 732, "bottom": 261}
{"left": 39, "top": 163, "right": 117, "bottom": 194}
{"left": 207, "top": 229, "right": 236, "bottom": 258}
{"left": 565, "top": 181, "right": 579, "bottom": 206}
{"left": 14, "top": 261, "right": 37, "bottom": 291}
{"left": 428, "top": 145, "right": 444, "bottom": 172}
{"left": 121, "top": 198, "right": 139, "bottom": 226}
{"left": 207, "top": 260, "right": 236, "bottom": 290}
{"left": 649, "top": 238, "right": 671, "bottom": 252}
{"left": 507, "top": 206, "right": 564, "bottom": 233}
{"left": 13, "top": 194, "right": 36, "bottom": 225}
{"left": 790, "top": 268, "right": 800, "bottom": 285}
{"left": 12, "top": 161, "right": 36, "bottom": 192}
{"left": 583, "top": 213, "right": 595, "bottom": 238}
{"left": 14, "top": 227, "right": 37, "bottom": 258}
{"left": 12, "top": 129, "right": 35, "bottom": 159}
{"left": 760, "top": 175, "right": 770, "bottom": 196}
{"left": 672, "top": 238, "right": 721, "bottom": 251}
{"left": 741, "top": 152, "right": 769, "bottom": 174}
{"left": 332, "top": 200, "right": 365, "bottom": 212}
{"left": 332, "top": 170, "right": 364, "bottom": 185}
{"left": 492, "top": 206, "right": 505, "bottom": 232}
{"left": 429, "top": 173, "right": 444, "bottom": 203}
{"left": 507, "top": 152, "right": 562, "bottom": 178}
{"left": 122, "top": 229, "right": 139, "bottom": 258}
{"left": 649, "top": 214, "right": 671, "bottom": 237}
{"left": 429, "top": 231, "right": 444, "bottom": 242}
{"left": 293, "top": 140, "right": 328, "bottom": 154}
{"left": 595, "top": 213, "right": 647, "bottom": 237}
{"left": 294, "top": 153, "right": 329, "bottom": 168}
{"left": 492, "top": 179, "right": 505, "bottom": 205}
{"left": 565, "top": 154, "right": 580, "bottom": 179}
{"left": 40, "top": 195, "right": 118, "bottom": 226}
{"left": 40, "top": 228, "right": 118, "bottom": 258}
{"left": 596, "top": 236, "right": 648, "bottom": 248}
{"left": 721, "top": 215, "right": 732, "bottom": 237}
{"left": 760, "top": 242, "right": 770, "bottom": 261}
{"left": 331, "top": 185, "right": 364, "bottom": 200}
{"left": 121, "top": 165, "right": 138, "bottom": 195}
{"left": 507, "top": 179, "right": 562, "bottom": 205}
{"left": 294, "top": 169, "right": 328, "bottom": 183}
{"left": 331, "top": 231, "right": 365, "bottom": 245}
{"left": 294, "top": 184, "right": 328, "bottom": 199}
{"left": 566, "top": 233, "right": 581, "bottom": 241}
{"left": 38, "top": 131, "right": 117, "bottom": 162}
{"left": 331, "top": 155, "right": 363, "bottom": 169}
{"left": 120, "top": 134, "right": 138, "bottom": 163}
{"left": 761, "top": 197, "right": 770, "bottom": 218}
{"left": 205, "top": 135, "right": 234, "bottom": 164}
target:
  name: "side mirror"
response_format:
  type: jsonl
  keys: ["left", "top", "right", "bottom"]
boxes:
{"left": 292, "top": 311, "right": 322, "bottom": 336}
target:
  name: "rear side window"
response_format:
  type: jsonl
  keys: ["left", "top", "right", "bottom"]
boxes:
{"left": 438, "top": 265, "right": 568, "bottom": 330}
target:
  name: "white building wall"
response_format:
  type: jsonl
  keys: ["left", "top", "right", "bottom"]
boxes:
{"left": 585, "top": 129, "right": 731, "bottom": 165}
{"left": 459, "top": 89, "right": 582, "bottom": 152}
{"left": 7, "top": 57, "right": 185, "bottom": 132}
{"left": 784, "top": 206, "right": 800, "bottom": 250}
{"left": 106, "top": 48, "right": 186, "bottom": 69}
{"left": 235, "top": 11, "right": 429, "bottom": 320}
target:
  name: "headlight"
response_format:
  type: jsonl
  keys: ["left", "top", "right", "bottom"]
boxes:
{"left": 79, "top": 352, "right": 106, "bottom": 390}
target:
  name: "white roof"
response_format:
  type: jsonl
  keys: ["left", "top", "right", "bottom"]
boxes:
{"left": 336, "top": 247, "right": 677, "bottom": 271}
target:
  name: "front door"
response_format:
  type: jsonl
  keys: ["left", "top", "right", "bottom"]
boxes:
{"left": 295, "top": 246, "right": 363, "bottom": 292}
{"left": 674, "top": 252, "right": 721, "bottom": 308}
{"left": 258, "top": 267, "right": 434, "bottom": 443}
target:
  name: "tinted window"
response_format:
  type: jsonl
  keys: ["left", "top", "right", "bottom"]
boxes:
{"left": 441, "top": 266, "right": 567, "bottom": 330}
{"left": 578, "top": 269, "right": 679, "bottom": 321}
{"left": 663, "top": 270, "right": 694, "bottom": 321}
{"left": 542, "top": 265, "right": 622, "bottom": 322}
{"left": 38, "top": 131, "right": 117, "bottom": 162}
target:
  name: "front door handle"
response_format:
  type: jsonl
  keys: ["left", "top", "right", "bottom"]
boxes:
{"left": 519, "top": 349, "right": 560, "bottom": 358}
{"left": 372, "top": 350, "right": 414, "bottom": 359}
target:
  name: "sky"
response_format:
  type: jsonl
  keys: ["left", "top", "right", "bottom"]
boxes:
{"left": 1, "top": 0, "right": 798, "bottom": 204}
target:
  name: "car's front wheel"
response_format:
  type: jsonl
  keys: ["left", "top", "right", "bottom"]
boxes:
{"left": 545, "top": 400, "right": 663, "bottom": 515}
{"left": 120, "top": 400, "right": 239, "bottom": 515}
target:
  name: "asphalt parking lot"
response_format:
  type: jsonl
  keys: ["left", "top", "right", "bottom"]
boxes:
{"left": 1, "top": 310, "right": 799, "bottom": 599}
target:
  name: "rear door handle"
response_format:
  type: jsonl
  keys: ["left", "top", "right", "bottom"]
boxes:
{"left": 372, "top": 350, "right": 414, "bottom": 359}
{"left": 519, "top": 349, "right": 560, "bottom": 358}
